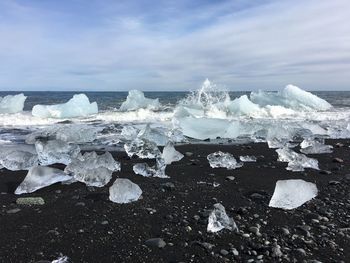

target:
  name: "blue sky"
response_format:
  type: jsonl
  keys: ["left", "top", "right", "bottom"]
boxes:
{"left": 0, "top": 0, "right": 349, "bottom": 91}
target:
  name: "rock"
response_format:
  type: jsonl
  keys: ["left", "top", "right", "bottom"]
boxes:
{"left": 145, "top": 238, "right": 166, "bottom": 248}
{"left": 249, "top": 226, "right": 261, "bottom": 236}
{"left": 220, "top": 249, "right": 229, "bottom": 256}
{"left": 231, "top": 248, "right": 239, "bottom": 256}
{"left": 16, "top": 197, "right": 45, "bottom": 205}
{"left": 195, "top": 241, "right": 215, "bottom": 250}
{"left": 296, "top": 248, "right": 307, "bottom": 257}
{"left": 333, "top": 158, "right": 344, "bottom": 163}
{"left": 345, "top": 174, "right": 350, "bottom": 181}
{"left": 281, "top": 227, "right": 290, "bottom": 235}
{"left": 328, "top": 180, "right": 340, "bottom": 185}
{"left": 185, "top": 152, "right": 194, "bottom": 157}
{"left": 226, "top": 176, "right": 235, "bottom": 181}
{"left": 319, "top": 170, "right": 332, "bottom": 175}
{"left": 271, "top": 243, "right": 282, "bottom": 257}
{"left": 161, "top": 182, "right": 175, "bottom": 191}
{"left": 6, "top": 208, "right": 21, "bottom": 214}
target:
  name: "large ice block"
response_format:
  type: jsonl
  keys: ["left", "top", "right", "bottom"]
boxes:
{"left": 15, "top": 166, "right": 72, "bottom": 194}
{"left": 269, "top": 179, "right": 318, "bottom": 210}
{"left": 0, "top": 145, "right": 38, "bottom": 171}
{"left": 120, "top": 90, "right": 160, "bottom": 111}
{"left": 64, "top": 151, "right": 120, "bottom": 187}
{"left": 109, "top": 178, "right": 142, "bottom": 203}
{"left": 32, "top": 94, "right": 98, "bottom": 118}
{"left": 0, "top": 93, "right": 27, "bottom": 114}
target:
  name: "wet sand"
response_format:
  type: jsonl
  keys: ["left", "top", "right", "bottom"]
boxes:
{"left": 0, "top": 140, "right": 349, "bottom": 262}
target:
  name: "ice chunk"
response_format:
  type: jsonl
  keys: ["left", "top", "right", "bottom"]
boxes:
{"left": 269, "top": 179, "right": 318, "bottom": 210}
{"left": 250, "top": 85, "right": 332, "bottom": 111}
{"left": 65, "top": 151, "right": 120, "bottom": 187}
{"left": 177, "top": 116, "right": 240, "bottom": 140}
{"left": 207, "top": 203, "right": 238, "bottom": 233}
{"left": 15, "top": 166, "right": 72, "bottom": 194}
{"left": 226, "top": 95, "right": 261, "bottom": 116}
{"left": 0, "top": 93, "right": 26, "bottom": 114}
{"left": 52, "top": 256, "right": 69, "bottom": 263}
{"left": 162, "top": 142, "right": 184, "bottom": 164}
{"left": 109, "top": 178, "right": 142, "bottom": 203}
{"left": 300, "top": 138, "right": 333, "bottom": 154}
{"left": 124, "top": 138, "right": 161, "bottom": 159}
{"left": 120, "top": 90, "right": 160, "bottom": 111}
{"left": 137, "top": 124, "right": 168, "bottom": 146}
{"left": 276, "top": 147, "right": 319, "bottom": 171}
{"left": 133, "top": 157, "right": 168, "bottom": 178}
{"left": 239, "top": 155, "right": 257, "bottom": 162}
{"left": 0, "top": 145, "right": 38, "bottom": 171}
{"left": 35, "top": 140, "right": 81, "bottom": 165}
{"left": 207, "top": 151, "right": 243, "bottom": 170}
{"left": 32, "top": 94, "right": 98, "bottom": 118}
{"left": 121, "top": 125, "right": 140, "bottom": 140}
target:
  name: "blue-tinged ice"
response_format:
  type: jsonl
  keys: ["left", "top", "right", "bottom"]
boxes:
{"left": 0, "top": 94, "right": 26, "bottom": 114}
{"left": 32, "top": 94, "right": 98, "bottom": 118}
{"left": 120, "top": 90, "right": 160, "bottom": 111}
{"left": 0, "top": 145, "right": 38, "bottom": 171}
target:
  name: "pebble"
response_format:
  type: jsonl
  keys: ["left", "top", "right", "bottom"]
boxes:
{"left": 16, "top": 197, "right": 45, "bottom": 206}
{"left": 271, "top": 243, "right": 282, "bottom": 258}
{"left": 296, "top": 248, "right": 307, "bottom": 257}
{"left": 185, "top": 152, "right": 194, "bottom": 157}
{"left": 145, "top": 238, "right": 166, "bottom": 248}
{"left": 7, "top": 208, "right": 21, "bottom": 214}
{"left": 249, "top": 226, "right": 261, "bottom": 236}
{"left": 281, "top": 227, "right": 290, "bottom": 235}
{"left": 220, "top": 249, "right": 229, "bottom": 256}
{"left": 226, "top": 176, "right": 235, "bottom": 181}
{"left": 333, "top": 157, "right": 344, "bottom": 163}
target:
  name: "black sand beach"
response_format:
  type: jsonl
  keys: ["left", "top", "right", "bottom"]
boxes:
{"left": 0, "top": 140, "right": 349, "bottom": 262}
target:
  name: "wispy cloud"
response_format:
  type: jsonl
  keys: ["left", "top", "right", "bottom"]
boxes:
{"left": 0, "top": 0, "right": 349, "bottom": 91}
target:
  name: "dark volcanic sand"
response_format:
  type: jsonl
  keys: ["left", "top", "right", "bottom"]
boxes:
{"left": 0, "top": 140, "right": 349, "bottom": 263}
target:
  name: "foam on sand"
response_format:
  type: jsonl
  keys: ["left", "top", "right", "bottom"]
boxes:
{"left": 32, "top": 94, "right": 98, "bottom": 118}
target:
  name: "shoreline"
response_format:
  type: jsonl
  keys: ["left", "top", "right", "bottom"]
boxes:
{"left": 0, "top": 140, "right": 349, "bottom": 262}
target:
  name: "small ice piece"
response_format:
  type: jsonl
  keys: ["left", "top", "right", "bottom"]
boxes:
{"left": 120, "top": 90, "right": 160, "bottom": 111}
{"left": 124, "top": 138, "right": 161, "bottom": 159}
{"left": 137, "top": 124, "right": 168, "bottom": 146}
{"left": 109, "top": 178, "right": 142, "bottom": 204}
{"left": 35, "top": 140, "right": 81, "bottom": 165}
{"left": 133, "top": 158, "right": 168, "bottom": 178}
{"left": 0, "top": 93, "right": 27, "bottom": 113}
{"left": 65, "top": 152, "right": 120, "bottom": 187}
{"left": 15, "top": 166, "right": 72, "bottom": 194}
{"left": 207, "top": 151, "right": 243, "bottom": 170}
{"left": 239, "top": 155, "right": 257, "bottom": 162}
{"left": 121, "top": 125, "right": 140, "bottom": 140}
{"left": 300, "top": 138, "right": 333, "bottom": 154}
{"left": 276, "top": 147, "right": 319, "bottom": 171}
{"left": 162, "top": 142, "right": 184, "bottom": 164}
{"left": 0, "top": 145, "right": 38, "bottom": 171}
{"left": 269, "top": 179, "right": 318, "bottom": 210}
{"left": 32, "top": 94, "right": 98, "bottom": 118}
{"left": 207, "top": 203, "right": 238, "bottom": 233}
{"left": 52, "top": 256, "right": 69, "bottom": 263}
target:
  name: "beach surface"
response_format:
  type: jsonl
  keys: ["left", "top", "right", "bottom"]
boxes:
{"left": 0, "top": 140, "right": 349, "bottom": 262}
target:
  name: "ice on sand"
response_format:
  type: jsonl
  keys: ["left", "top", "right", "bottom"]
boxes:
{"left": 133, "top": 158, "right": 168, "bottom": 178}
{"left": 124, "top": 138, "right": 161, "bottom": 159}
{"left": 15, "top": 166, "right": 72, "bottom": 194}
{"left": 276, "top": 147, "right": 319, "bottom": 171}
{"left": 35, "top": 139, "right": 81, "bottom": 165}
{"left": 109, "top": 178, "right": 142, "bottom": 204}
{"left": 32, "top": 94, "right": 98, "bottom": 118}
{"left": 120, "top": 90, "right": 160, "bottom": 111}
{"left": 137, "top": 124, "right": 168, "bottom": 146}
{"left": 0, "top": 145, "right": 38, "bottom": 171}
{"left": 300, "top": 138, "right": 333, "bottom": 154}
{"left": 239, "top": 155, "right": 257, "bottom": 162}
{"left": 207, "top": 203, "right": 238, "bottom": 233}
{"left": 207, "top": 151, "right": 243, "bottom": 170}
{"left": 0, "top": 93, "right": 27, "bottom": 114}
{"left": 162, "top": 142, "right": 184, "bottom": 164}
{"left": 269, "top": 179, "right": 318, "bottom": 210}
{"left": 65, "top": 152, "right": 120, "bottom": 187}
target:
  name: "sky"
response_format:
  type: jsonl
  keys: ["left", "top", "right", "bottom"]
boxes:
{"left": 0, "top": 0, "right": 349, "bottom": 91}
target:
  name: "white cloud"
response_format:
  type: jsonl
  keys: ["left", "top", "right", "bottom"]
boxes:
{"left": 0, "top": 0, "right": 349, "bottom": 91}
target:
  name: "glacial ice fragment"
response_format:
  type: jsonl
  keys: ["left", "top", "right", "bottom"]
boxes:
{"left": 133, "top": 157, "right": 168, "bottom": 178}
{"left": 276, "top": 148, "right": 319, "bottom": 171}
{"left": 226, "top": 95, "right": 261, "bottom": 116}
{"left": 239, "top": 155, "right": 257, "bottom": 162}
{"left": 0, "top": 145, "right": 38, "bottom": 171}
{"left": 137, "top": 124, "right": 168, "bottom": 146}
{"left": 162, "top": 142, "right": 184, "bottom": 164}
{"left": 207, "top": 203, "right": 238, "bottom": 233}
{"left": 207, "top": 151, "right": 243, "bottom": 170}
{"left": 124, "top": 138, "right": 161, "bottom": 159}
{"left": 109, "top": 178, "right": 142, "bottom": 203}
{"left": 120, "top": 90, "right": 160, "bottom": 111}
{"left": 269, "top": 179, "right": 318, "bottom": 210}
{"left": 0, "top": 93, "right": 26, "bottom": 114}
{"left": 15, "top": 166, "right": 72, "bottom": 194}
{"left": 64, "top": 151, "right": 120, "bottom": 187}
{"left": 32, "top": 94, "right": 98, "bottom": 118}
{"left": 300, "top": 138, "right": 333, "bottom": 154}
{"left": 35, "top": 140, "right": 81, "bottom": 165}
